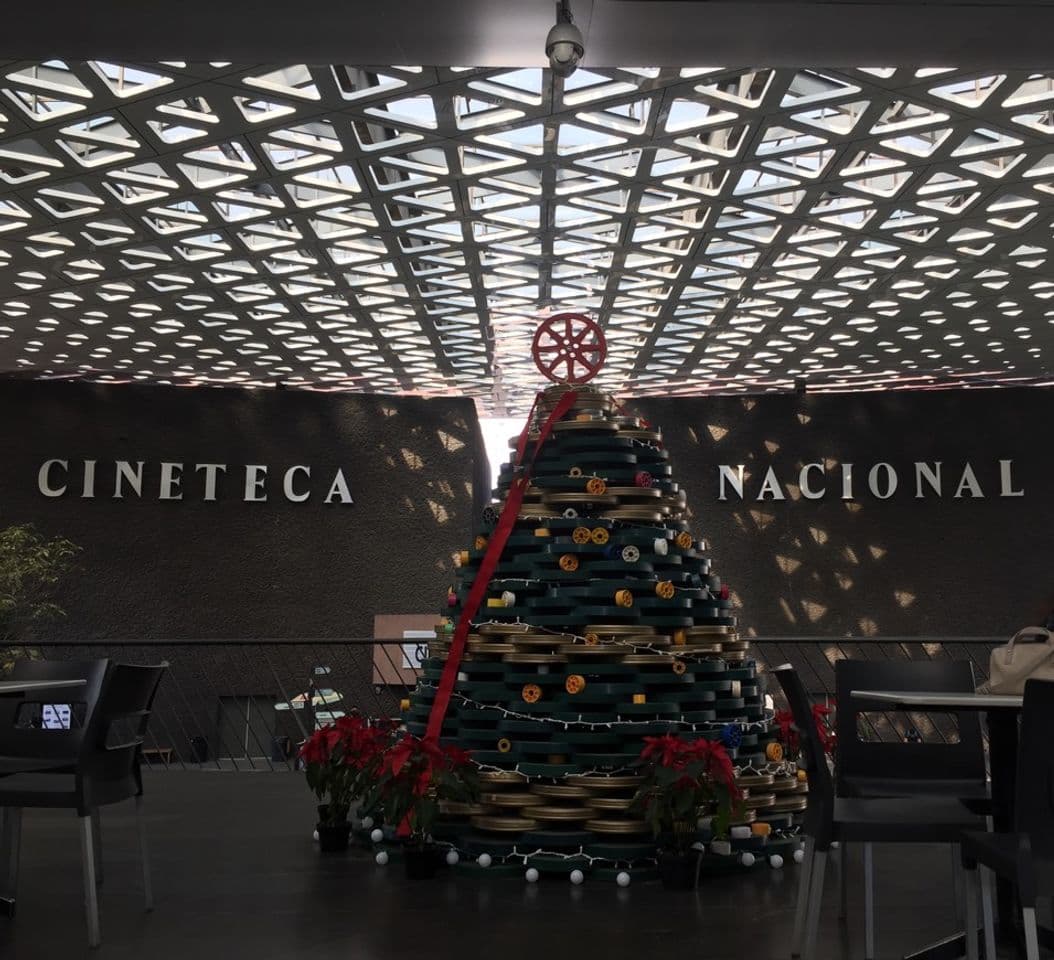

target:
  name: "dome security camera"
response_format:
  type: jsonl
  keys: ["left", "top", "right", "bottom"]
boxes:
{"left": 546, "top": 1, "right": 584, "bottom": 78}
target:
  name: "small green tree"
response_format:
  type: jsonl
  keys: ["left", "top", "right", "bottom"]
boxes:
{"left": 0, "top": 524, "right": 80, "bottom": 672}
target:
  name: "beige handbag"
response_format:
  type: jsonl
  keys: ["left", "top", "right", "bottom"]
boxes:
{"left": 980, "top": 627, "right": 1054, "bottom": 694}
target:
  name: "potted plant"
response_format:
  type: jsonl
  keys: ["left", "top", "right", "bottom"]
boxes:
{"left": 299, "top": 715, "right": 390, "bottom": 852}
{"left": 0, "top": 523, "right": 79, "bottom": 673}
{"left": 632, "top": 733, "right": 742, "bottom": 889}
{"left": 368, "top": 733, "right": 478, "bottom": 879}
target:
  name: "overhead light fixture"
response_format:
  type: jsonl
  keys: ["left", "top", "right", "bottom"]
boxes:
{"left": 545, "top": 0, "right": 585, "bottom": 78}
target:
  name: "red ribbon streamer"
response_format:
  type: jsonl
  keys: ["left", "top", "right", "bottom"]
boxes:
{"left": 425, "top": 390, "right": 579, "bottom": 741}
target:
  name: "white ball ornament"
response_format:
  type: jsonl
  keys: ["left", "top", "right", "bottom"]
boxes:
{"left": 375, "top": 851, "right": 389, "bottom": 866}
{"left": 525, "top": 867, "right": 540, "bottom": 883}
{"left": 769, "top": 854, "right": 784, "bottom": 869}
{"left": 793, "top": 847, "right": 806, "bottom": 864}
{"left": 370, "top": 828, "right": 384, "bottom": 844}
{"left": 361, "top": 816, "right": 374, "bottom": 830}
{"left": 312, "top": 829, "right": 319, "bottom": 842}
{"left": 740, "top": 852, "right": 756, "bottom": 867}
{"left": 616, "top": 871, "right": 631, "bottom": 888}
{"left": 446, "top": 850, "right": 460, "bottom": 866}
{"left": 570, "top": 869, "right": 585, "bottom": 885}
{"left": 477, "top": 853, "right": 492, "bottom": 868}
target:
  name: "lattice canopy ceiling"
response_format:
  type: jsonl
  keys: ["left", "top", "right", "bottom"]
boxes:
{"left": 0, "top": 62, "right": 1051, "bottom": 413}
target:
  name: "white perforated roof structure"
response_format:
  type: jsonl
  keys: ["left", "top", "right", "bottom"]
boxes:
{"left": 0, "top": 62, "right": 1051, "bottom": 413}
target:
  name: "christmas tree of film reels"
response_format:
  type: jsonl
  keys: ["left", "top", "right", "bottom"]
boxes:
{"left": 402, "top": 384, "right": 806, "bottom": 880}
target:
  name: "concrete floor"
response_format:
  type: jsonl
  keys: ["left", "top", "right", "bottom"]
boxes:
{"left": 0, "top": 772, "right": 971, "bottom": 960}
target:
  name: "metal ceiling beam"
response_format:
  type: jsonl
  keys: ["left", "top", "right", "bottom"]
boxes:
{"left": 7, "top": 0, "right": 1054, "bottom": 68}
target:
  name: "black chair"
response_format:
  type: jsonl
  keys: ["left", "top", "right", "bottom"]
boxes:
{"left": 772, "top": 664, "right": 986, "bottom": 960}
{"left": 835, "top": 658, "right": 988, "bottom": 804}
{"left": 962, "top": 678, "right": 1054, "bottom": 960}
{"left": 834, "top": 658, "right": 991, "bottom": 954}
{"left": 0, "top": 660, "right": 167, "bottom": 947}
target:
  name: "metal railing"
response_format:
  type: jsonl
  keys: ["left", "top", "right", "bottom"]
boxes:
{"left": 0, "top": 635, "right": 1004, "bottom": 769}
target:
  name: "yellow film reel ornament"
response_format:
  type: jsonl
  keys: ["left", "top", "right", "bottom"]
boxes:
{"left": 765, "top": 742, "right": 785, "bottom": 763}
{"left": 590, "top": 527, "right": 609, "bottom": 545}
{"left": 565, "top": 674, "right": 587, "bottom": 695}
{"left": 572, "top": 526, "right": 592, "bottom": 544}
{"left": 672, "top": 628, "right": 687, "bottom": 646}
{"left": 655, "top": 580, "right": 676, "bottom": 599}
{"left": 497, "top": 738, "right": 513, "bottom": 754}
{"left": 583, "top": 632, "right": 600, "bottom": 646}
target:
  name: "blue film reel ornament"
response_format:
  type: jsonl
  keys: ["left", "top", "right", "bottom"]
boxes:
{"left": 720, "top": 723, "right": 742, "bottom": 750}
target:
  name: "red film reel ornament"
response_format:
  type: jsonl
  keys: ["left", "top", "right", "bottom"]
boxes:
{"left": 531, "top": 313, "right": 607, "bottom": 384}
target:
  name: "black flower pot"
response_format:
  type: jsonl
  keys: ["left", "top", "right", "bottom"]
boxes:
{"left": 317, "top": 821, "right": 351, "bottom": 853}
{"left": 658, "top": 851, "right": 701, "bottom": 890}
{"left": 404, "top": 845, "right": 441, "bottom": 880}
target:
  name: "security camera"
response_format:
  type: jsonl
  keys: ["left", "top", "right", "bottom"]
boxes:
{"left": 546, "top": 0, "right": 584, "bottom": 78}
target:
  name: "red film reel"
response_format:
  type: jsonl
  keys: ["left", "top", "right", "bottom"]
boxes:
{"left": 531, "top": 313, "right": 607, "bottom": 384}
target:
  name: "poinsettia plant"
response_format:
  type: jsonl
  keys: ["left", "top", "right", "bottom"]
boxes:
{"left": 299, "top": 715, "right": 392, "bottom": 826}
{"left": 366, "top": 734, "right": 478, "bottom": 845}
{"left": 631, "top": 733, "right": 742, "bottom": 852}
{"left": 774, "top": 699, "right": 836, "bottom": 761}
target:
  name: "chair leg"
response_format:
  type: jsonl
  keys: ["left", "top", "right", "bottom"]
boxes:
{"left": 0, "top": 808, "right": 22, "bottom": 915}
{"left": 91, "top": 809, "right": 103, "bottom": 887}
{"left": 963, "top": 866, "right": 979, "bottom": 960}
{"left": 863, "top": 842, "right": 875, "bottom": 960}
{"left": 78, "top": 815, "right": 101, "bottom": 948}
{"left": 803, "top": 848, "right": 828, "bottom": 960}
{"left": 839, "top": 842, "right": 848, "bottom": 921}
{"left": 135, "top": 796, "right": 153, "bottom": 912}
{"left": 1022, "top": 906, "right": 1039, "bottom": 960}
{"left": 950, "top": 844, "right": 962, "bottom": 924}
{"left": 792, "top": 837, "right": 815, "bottom": 957}
{"left": 979, "top": 867, "right": 997, "bottom": 960}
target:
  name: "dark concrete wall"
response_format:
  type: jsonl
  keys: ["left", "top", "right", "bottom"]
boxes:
{"left": 634, "top": 388, "right": 1054, "bottom": 639}
{"left": 0, "top": 380, "right": 481, "bottom": 641}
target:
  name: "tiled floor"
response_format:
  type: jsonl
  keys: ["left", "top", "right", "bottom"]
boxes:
{"left": 0, "top": 772, "right": 972, "bottom": 959}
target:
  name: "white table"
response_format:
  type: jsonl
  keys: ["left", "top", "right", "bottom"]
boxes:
{"left": 0, "top": 679, "right": 87, "bottom": 695}
{"left": 851, "top": 689, "right": 1023, "bottom": 711}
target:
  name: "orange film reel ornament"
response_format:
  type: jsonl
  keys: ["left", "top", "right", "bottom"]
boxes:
{"left": 614, "top": 589, "right": 634, "bottom": 608}
{"left": 583, "top": 632, "right": 600, "bottom": 646}
{"left": 474, "top": 535, "right": 488, "bottom": 550}
{"left": 672, "top": 628, "right": 687, "bottom": 646}
{"left": 565, "top": 674, "right": 587, "bottom": 695}
{"left": 559, "top": 553, "right": 580, "bottom": 572}
{"left": 655, "top": 580, "right": 676, "bottom": 599}
{"left": 522, "top": 683, "right": 543, "bottom": 704}
{"left": 671, "top": 660, "right": 687, "bottom": 676}
{"left": 765, "top": 742, "right": 785, "bottom": 762}
{"left": 676, "top": 531, "right": 693, "bottom": 550}
{"left": 572, "top": 526, "right": 592, "bottom": 544}
{"left": 531, "top": 312, "right": 607, "bottom": 384}
{"left": 586, "top": 477, "right": 607, "bottom": 495}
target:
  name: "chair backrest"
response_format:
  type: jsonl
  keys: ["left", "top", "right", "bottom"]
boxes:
{"left": 835, "top": 658, "right": 986, "bottom": 791}
{"left": 2, "top": 659, "right": 110, "bottom": 761}
{"left": 85, "top": 662, "right": 168, "bottom": 789}
{"left": 772, "top": 663, "right": 833, "bottom": 845}
{"left": 1015, "top": 679, "right": 1054, "bottom": 856}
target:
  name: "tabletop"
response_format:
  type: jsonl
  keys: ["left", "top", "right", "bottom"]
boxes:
{"left": 0, "top": 679, "right": 87, "bottom": 695}
{"left": 851, "top": 689, "right": 1024, "bottom": 710}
